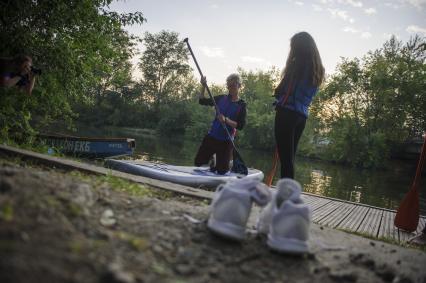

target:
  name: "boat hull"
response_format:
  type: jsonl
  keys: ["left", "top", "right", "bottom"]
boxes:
{"left": 39, "top": 134, "right": 135, "bottom": 158}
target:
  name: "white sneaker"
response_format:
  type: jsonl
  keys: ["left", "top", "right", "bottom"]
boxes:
{"left": 207, "top": 178, "right": 271, "bottom": 241}
{"left": 257, "top": 178, "right": 303, "bottom": 234}
{"left": 257, "top": 178, "right": 311, "bottom": 254}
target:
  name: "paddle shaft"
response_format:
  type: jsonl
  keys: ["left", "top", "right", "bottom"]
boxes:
{"left": 265, "top": 148, "right": 279, "bottom": 187}
{"left": 413, "top": 133, "right": 426, "bottom": 188}
{"left": 184, "top": 38, "right": 244, "bottom": 161}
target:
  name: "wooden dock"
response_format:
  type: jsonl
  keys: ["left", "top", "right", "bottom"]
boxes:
{"left": 302, "top": 192, "right": 425, "bottom": 243}
{"left": 1, "top": 144, "right": 424, "bottom": 244}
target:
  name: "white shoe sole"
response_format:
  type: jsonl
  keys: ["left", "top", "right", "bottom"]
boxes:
{"left": 207, "top": 217, "right": 246, "bottom": 241}
{"left": 267, "top": 233, "right": 308, "bottom": 254}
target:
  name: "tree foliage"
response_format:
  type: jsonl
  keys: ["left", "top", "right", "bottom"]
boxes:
{"left": 138, "top": 31, "right": 191, "bottom": 113}
{"left": 0, "top": 0, "right": 145, "bottom": 141}
{"left": 237, "top": 68, "right": 280, "bottom": 150}
{"left": 313, "top": 35, "right": 426, "bottom": 167}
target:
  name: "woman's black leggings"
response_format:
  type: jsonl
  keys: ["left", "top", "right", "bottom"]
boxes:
{"left": 274, "top": 108, "right": 306, "bottom": 179}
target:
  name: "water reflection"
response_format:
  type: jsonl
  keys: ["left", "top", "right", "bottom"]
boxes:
{"left": 350, "top": 189, "right": 362, "bottom": 203}
{"left": 294, "top": 158, "right": 426, "bottom": 214}
{"left": 303, "top": 170, "right": 332, "bottom": 197}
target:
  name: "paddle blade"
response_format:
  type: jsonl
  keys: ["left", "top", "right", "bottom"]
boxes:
{"left": 395, "top": 133, "right": 425, "bottom": 232}
{"left": 232, "top": 150, "right": 248, "bottom": 175}
{"left": 394, "top": 186, "right": 420, "bottom": 232}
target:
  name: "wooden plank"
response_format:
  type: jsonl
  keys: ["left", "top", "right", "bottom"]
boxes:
{"left": 396, "top": 216, "right": 426, "bottom": 243}
{"left": 378, "top": 210, "right": 401, "bottom": 242}
{"left": 301, "top": 194, "right": 317, "bottom": 205}
{"left": 416, "top": 217, "right": 426, "bottom": 234}
{"left": 336, "top": 205, "right": 370, "bottom": 232}
{"left": 312, "top": 201, "right": 344, "bottom": 223}
{"left": 388, "top": 211, "right": 399, "bottom": 242}
{"left": 378, "top": 210, "right": 393, "bottom": 239}
{"left": 398, "top": 228, "right": 414, "bottom": 242}
{"left": 302, "top": 191, "right": 403, "bottom": 213}
{"left": 357, "top": 208, "right": 383, "bottom": 237}
{"left": 397, "top": 216, "right": 426, "bottom": 242}
{"left": 309, "top": 198, "right": 333, "bottom": 211}
{"left": 319, "top": 202, "right": 357, "bottom": 228}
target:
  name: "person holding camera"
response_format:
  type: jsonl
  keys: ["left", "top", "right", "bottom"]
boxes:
{"left": 0, "top": 55, "right": 40, "bottom": 95}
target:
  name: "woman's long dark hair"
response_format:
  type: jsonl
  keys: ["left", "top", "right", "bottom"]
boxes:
{"left": 275, "top": 32, "right": 324, "bottom": 95}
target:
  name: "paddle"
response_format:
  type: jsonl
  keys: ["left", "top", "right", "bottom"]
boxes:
{"left": 265, "top": 148, "right": 279, "bottom": 187}
{"left": 394, "top": 132, "right": 426, "bottom": 232}
{"left": 183, "top": 37, "right": 248, "bottom": 176}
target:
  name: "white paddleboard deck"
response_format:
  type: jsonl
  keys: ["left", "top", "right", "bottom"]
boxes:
{"left": 105, "top": 159, "right": 264, "bottom": 188}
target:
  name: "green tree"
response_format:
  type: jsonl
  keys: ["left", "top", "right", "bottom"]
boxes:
{"left": 0, "top": 0, "right": 145, "bottom": 142}
{"left": 238, "top": 68, "right": 280, "bottom": 150}
{"left": 317, "top": 35, "right": 426, "bottom": 168}
{"left": 139, "top": 30, "right": 192, "bottom": 114}
{"left": 184, "top": 83, "right": 227, "bottom": 140}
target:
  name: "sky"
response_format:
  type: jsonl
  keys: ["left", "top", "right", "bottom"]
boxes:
{"left": 109, "top": 0, "right": 426, "bottom": 84}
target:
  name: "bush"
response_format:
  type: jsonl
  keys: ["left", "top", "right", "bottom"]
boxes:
{"left": 322, "top": 117, "right": 389, "bottom": 168}
{"left": 156, "top": 101, "right": 192, "bottom": 136}
{"left": 0, "top": 88, "right": 36, "bottom": 143}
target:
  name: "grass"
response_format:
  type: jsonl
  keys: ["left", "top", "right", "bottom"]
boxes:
{"left": 0, "top": 143, "right": 189, "bottom": 203}
{"left": 337, "top": 228, "right": 426, "bottom": 252}
{"left": 69, "top": 170, "right": 174, "bottom": 199}
{"left": 0, "top": 141, "right": 172, "bottom": 198}
{"left": 69, "top": 238, "right": 108, "bottom": 255}
{"left": 113, "top": 231, "right": 149, "bottom": 251}
{"left": 1, "top": 137, "right": 56, "bottom": 156}
{"left": 0, "top": 201, "right": 14, "bottom": 222}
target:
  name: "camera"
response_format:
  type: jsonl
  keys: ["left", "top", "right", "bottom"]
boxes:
{"left": 31, "top": 66, "right": 42, "bottom": 75}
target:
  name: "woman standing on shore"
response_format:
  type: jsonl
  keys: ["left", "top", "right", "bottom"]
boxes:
{"left": 274, "top": 32, "right": 325, "bottom": 179}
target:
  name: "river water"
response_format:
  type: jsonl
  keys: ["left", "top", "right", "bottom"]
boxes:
{"left": 79, "top": 126, "right": 426, "bottom": 215}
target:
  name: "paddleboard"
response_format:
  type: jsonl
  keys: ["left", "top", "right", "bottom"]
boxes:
{"left": 105, "top": 159, "right": 264, "bottom": 188}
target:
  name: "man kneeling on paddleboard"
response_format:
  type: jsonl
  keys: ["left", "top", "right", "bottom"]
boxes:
{"left": 194, "top": 74, "right": 247, "bottom": 175}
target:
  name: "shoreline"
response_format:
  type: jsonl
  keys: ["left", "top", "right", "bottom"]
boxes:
{"left": 1, "top": 151, "right": 425, "bottom": 282}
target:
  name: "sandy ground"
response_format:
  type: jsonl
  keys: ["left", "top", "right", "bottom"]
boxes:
{"left": 0, "top": 156, "right": 425, "bottom": 283}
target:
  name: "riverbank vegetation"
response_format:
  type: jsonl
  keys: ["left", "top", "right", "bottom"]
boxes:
{"left": 1, "top": 0, "right": 425, "bottom": 169}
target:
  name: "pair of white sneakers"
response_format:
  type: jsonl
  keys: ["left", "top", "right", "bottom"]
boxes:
{"left": 207, "top": 178, "right": 311, "bottom": 254}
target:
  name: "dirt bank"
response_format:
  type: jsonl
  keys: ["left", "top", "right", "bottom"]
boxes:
{"left": 0, "top": 157, "right": 425, "bottom": 283}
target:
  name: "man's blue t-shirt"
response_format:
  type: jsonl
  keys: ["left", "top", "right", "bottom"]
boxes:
{"left": 199, "top": 94, "right": 247, "bottom": 141}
